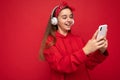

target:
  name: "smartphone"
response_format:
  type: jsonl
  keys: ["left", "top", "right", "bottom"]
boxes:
{"left": 97, "top": 24, "right": 108, "bottom": 40}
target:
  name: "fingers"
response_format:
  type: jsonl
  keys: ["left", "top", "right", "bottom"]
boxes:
{"left": 97, "top": 42, "right": 106, "bottom": 49}
{"left": 105, "top": 39, "right": 108, "bottom": 48}
{"left": 92, "top": 30, "right": 98, "bottom": 40}
{"left": 97, "top": 39, "right": 108, "bottom": 49}
{"left": 97, "top": 40, "right": 105, "bottom": 46}
{"left": 96, "top": 36, "right": 106, "bottom": 42}
{"left": 105, "top": 29, "right": 108, "bottom": 37}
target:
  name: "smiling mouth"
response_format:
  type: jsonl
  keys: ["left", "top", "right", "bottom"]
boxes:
{"left": 65, "top": 24, "right": 70, "bottom": 26}
{"left": 65, "top": 22, "right": 72, "bottom": 26}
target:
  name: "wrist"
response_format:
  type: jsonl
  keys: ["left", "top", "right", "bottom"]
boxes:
{"left": 82, "top": 47, "right": 90, "bottom": 55}
{"left": 99, "top": 48, "right": 106, "bottom": 53}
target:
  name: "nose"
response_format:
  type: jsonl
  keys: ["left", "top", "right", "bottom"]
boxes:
{"left": 67, "top": 18, "right": 72, "bottom": 21}
{"left": 67, "top": 18, "right": 73, "bottom": 24}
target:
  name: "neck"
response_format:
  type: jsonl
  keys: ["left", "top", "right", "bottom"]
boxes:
{"left": 57, "top": 27, "right": 68, "bottom": 36}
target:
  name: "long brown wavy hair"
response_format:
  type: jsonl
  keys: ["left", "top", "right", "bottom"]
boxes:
{"left": 39, "top": 18, "right": 57, "bottom": 60}
{"left": 39, "top": 6, "right": 73, "bottom": 60}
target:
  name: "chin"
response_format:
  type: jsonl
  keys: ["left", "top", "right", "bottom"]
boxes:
{"left": 65, "top": 26, "right": 71, "bottom": 29}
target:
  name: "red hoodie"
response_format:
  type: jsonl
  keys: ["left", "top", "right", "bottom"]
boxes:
{"left": 43, "top": 31, "right": 108, "bottom": 80}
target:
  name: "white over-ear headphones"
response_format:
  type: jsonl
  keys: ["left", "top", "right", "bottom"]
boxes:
{"left": 72, "top": 19, "right": 74, "bottom": 25}
{"left": 51, "top": 6, "right": 58, "bottom": 25}
{"left": 51, "top": 6, "right": 75, "bottom": 25}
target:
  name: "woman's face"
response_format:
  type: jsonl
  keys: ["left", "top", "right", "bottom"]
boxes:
{"left": 57, "top": 8, "right": 74, "bottom": 33}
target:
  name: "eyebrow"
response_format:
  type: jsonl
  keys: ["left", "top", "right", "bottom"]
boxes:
{"left": 61, "top": 13, "right": 73, "bottom": 17}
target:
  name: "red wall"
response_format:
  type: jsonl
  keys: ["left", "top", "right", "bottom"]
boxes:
{"left": 1, "top": 0, "right": 120, "bottom": 80}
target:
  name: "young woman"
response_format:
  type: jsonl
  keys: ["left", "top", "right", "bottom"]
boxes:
{"left": 40, "top": 2, "right": 108, "bottom": 80}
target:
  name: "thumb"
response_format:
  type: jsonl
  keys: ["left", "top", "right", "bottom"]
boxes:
{"left": 92, "top": 30, "right": 98, "bottom": 40}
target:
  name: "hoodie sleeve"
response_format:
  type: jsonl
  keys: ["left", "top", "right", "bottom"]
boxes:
{"left": 44, "top": 45, "right": 88, "bottom": 73}
{"left": 85, "top": 50, "right": 109, "bottom": 70}
{"left": 76, "top": 36, "right": 109, "bottom": 70}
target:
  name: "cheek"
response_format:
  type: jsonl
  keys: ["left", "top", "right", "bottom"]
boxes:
{"left": 58, "top": 19, "right": 65, "bottom": 25}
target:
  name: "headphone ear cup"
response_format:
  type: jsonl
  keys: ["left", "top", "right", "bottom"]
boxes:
{"left": 51, "top": 17, "right": 58, "bottom": 25}
{"left": 72, "top": 19, "right": 74, "bottom": 25}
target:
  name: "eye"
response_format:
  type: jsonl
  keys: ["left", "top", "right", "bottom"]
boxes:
{"left": 70, "top": 14, "right": 73, "bottom": 19}
{"left": 62, "top": 15, "right": 67, "bottom": 19}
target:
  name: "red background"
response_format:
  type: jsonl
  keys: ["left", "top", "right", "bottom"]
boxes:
{"left": 1, "top": 0, "right": 120, "bottom": 80}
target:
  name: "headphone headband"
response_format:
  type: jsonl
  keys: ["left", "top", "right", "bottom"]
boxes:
{"left": 51, "top": 6, "right": 58, "bottom": 18}
{"left": 50, "top": 2, "right": 75, "bottom": 25}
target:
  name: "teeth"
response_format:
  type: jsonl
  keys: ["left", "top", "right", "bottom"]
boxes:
{"left": 65, "top": 22, "right": 72, "bottom": 26}
{"left": 65, "top": 23, "right": 70, "bottom": 26}
{"left": 66, "top": 24, "right": 69, "bottom": 26}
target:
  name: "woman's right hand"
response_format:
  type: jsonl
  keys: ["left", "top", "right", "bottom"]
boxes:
{"left": 83, "top": 30, "right": 107, "bottom": 55}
